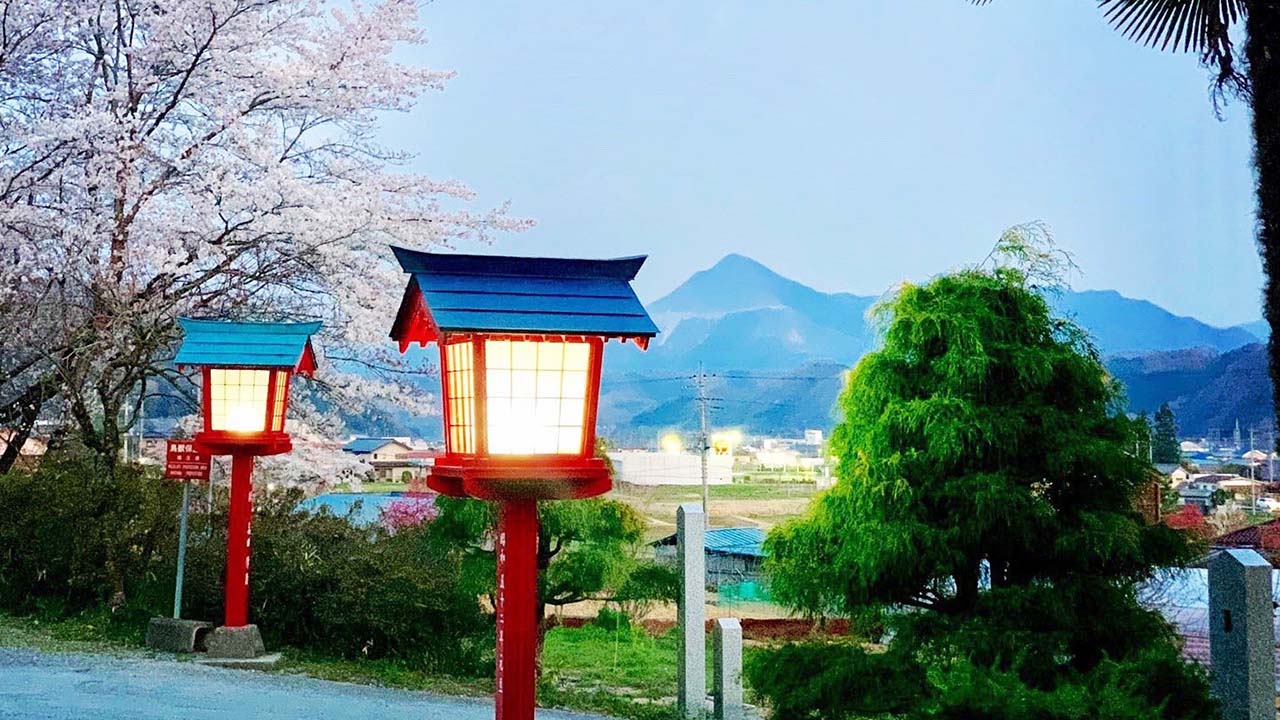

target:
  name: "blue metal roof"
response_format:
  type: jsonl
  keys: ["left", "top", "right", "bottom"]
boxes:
{"left": 342, "top": 437, "right": 402, "bottom": 454}
{"left": 390, "top": 247, "right": 659, "bottom": 340}
{"left": 175, "top": 318, "right": 321, "bottom": 369}
{"left": 655, "top": 526, "right": 767, "bottom": 558}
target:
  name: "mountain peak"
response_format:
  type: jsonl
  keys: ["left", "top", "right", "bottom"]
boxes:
{"left": 704, "top": 253, "right": 784, "bottom": 280}
{"left": 652, "top": 254, "right": 829, "bottom": 317}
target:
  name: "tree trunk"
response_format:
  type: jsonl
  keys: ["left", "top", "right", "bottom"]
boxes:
{"left": 1251, "top": 3, "right": 1280, "bottom": 442}
{"left": 535, "top": 599, "right": 549, "bottom": 677}
{"left": 0, "top": 372, "right": 59, "bottom": 475}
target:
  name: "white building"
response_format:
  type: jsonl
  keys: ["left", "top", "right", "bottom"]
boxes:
{"left": 608, "top": 450, "right": 733, "bottom": 486}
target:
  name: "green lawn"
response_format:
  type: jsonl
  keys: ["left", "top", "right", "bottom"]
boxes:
{"left": 330, "top": 481, "right": 411, "bottom": 494}
{"left": 612, "top": 482, "right": 816, "bottom": 503}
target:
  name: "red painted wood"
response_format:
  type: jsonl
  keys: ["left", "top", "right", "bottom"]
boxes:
{"left": 438, "top": 344, "right": 454, "bottom": 454}
{"left": 194, "top": 430, "right": 291, "bottom": 457}
{"left": 225, "top": 454, "right": 254, "bottom": 628}
{"left": 263, "top": 369, "right": 278, "bottom": 433}
{"left": 582, "top": 337, "right": 604, "bottom": 457}
{"left": 495, "top": 500, "right": 538, "bottom": 720}
{"left": 277, "top": 373, "right": 291, "bottom": 433}
{"left": 201, "top": 367, "right": 212, "bottom": 433}
{"left": 473, "top": 339, "right": 488, "bottom": 456}
{"left": 427, "top": 456, "right": 611, "bottom": 501}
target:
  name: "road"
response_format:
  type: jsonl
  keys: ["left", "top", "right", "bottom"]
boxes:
{"left": 0, "top": 648, "right": 609, "bottom": 720}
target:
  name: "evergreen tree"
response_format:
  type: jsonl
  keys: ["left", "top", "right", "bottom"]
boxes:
{"left": 749, "top": 239, "right": 1212, "bottom": 719}
{"left": 1153, "top": 404, "right": 1181, "bottom": 464}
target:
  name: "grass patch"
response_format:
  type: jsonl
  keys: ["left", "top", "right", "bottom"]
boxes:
{"left": 0, "top": 609, "right": 142, "bottom": 656}
{"left": 613, "top": 482, "right": 815, "bottom": 504}
{"left": 540, "top": 624, "right": 682, "bottom": 719}
{"left": 279, "top": 649, "right": 492, "bottom": 698}
{"left": 330, "top": 481, "right": 412, "bottom": 494}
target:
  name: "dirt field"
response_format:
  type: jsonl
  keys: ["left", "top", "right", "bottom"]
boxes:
{"left": 607, "top": 481, "right": 818, "bottom": 542}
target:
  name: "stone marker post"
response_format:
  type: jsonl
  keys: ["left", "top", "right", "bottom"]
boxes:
{"left": 713, "top": 618, "right": 743, "bottom": 720}
{"left": 1209, "top": 548, "right": 1276, "bottom": 720}
{"left": 678, "top": 503, "right": 706, "bottom": 718}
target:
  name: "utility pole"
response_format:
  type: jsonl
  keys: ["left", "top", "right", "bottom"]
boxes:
{"left": 697, "top": 364, "right": 710, "bottom": 514}
{"left": 1251, "top": 428, "right": 1258, "bottom": 512}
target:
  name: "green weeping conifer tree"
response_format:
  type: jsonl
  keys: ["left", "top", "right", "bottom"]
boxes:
{"left": 748, "top": 227, "right": 1215, "bottom": 719}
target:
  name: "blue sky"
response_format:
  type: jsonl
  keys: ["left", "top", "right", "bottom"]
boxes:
{"left": 382, "top": 0, "right": 1258, "bottom": 327}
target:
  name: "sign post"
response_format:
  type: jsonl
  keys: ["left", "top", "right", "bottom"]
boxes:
{"left": 164, "top": 439, "right": 210, "bottom": 619}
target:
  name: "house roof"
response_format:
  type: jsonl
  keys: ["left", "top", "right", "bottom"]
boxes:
{"left": 654, "top": 526, "right": 767, "bottom": 558}
{"left": 342, "top": 437, "right": 408, "bottom": 454}
{"left": 389, "top": 247, "right": 658, "bottom": 350}
{"left": 1213, "top": 518, "right": 1280, "bottom": 552}
{"left": 175, "top": 318, "right": 321, "bottom": 373}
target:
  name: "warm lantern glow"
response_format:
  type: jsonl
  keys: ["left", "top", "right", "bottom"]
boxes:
{"left": 209, "top": 369, "right": 270, "bottom": 432}
{"left": 207, "top": 368, "right": 289, "bottom": 434}
{"left": 445, "top": 341, "right": 477, "bottom": 453}
{"left": 486, "top": 339, "right": 590, "bottom": 454}
{"left": 439, "top": 339, "right": 593, "bottom": 456}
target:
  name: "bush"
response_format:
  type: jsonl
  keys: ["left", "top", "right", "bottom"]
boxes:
{"left": 0, "top": 449, "right": 491, "bottom": 674}
{"left": 0, "top": 450, "right": 180, "bottom": 613}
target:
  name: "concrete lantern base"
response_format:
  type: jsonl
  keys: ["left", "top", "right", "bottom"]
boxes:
{"left": 203, "top": 624, "right": 267, "bottom": 660}
{"left": 145, "top": 618, "right": 213, "bottom": 654}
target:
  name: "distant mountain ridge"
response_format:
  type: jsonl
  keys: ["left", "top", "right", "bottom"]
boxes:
{"left": 310, "top": 253, "right": 1268, "bottom": 441}
{"left": 1106, "top": 344, "right": 1273, "bottom": 436}
{"left": 608, "top": 254, "right": 1260, "bottom": 375}
{"left": 599, "top": 254, "right": 1268, "bottom": 438}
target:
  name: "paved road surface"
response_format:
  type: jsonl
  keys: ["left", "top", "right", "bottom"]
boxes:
{"left": 0, "top": 648, "right": 609, "bottom": 720}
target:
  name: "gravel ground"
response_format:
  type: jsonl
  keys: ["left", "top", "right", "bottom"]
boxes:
{"left": 0, "top": 648, "right": 609, "bottom": 720}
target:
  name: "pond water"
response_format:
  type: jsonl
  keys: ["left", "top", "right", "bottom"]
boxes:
{"left": 298, "top": 492, "right": 410, "bottom": 526}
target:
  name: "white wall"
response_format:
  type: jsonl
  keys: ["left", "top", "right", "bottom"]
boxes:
{"left": 609, "top": 451, "right": 733, "bottom": 486}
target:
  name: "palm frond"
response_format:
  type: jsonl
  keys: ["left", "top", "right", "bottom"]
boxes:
{"left": 1097, "top": 0, "right": 1243, "bottom": 54}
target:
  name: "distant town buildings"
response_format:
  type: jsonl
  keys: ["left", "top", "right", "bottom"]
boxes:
{"left": 609, "top": 450, "right": 733, "bottom": 486}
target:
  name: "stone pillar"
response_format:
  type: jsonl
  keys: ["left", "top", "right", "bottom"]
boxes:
{"left": 678, "top": 502, "right": 706, "bottom": 718}
{"left": 712, "top": 618, "right": 743, "bottom": 720}
{"left": 1209, "top": 548, "right": 1276, "bottom": 720}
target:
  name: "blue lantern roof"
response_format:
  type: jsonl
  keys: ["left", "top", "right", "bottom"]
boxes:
{"left": 175, "top": 318, "right": 322, "bottom": 373}
{"left": 389, "top": 247, "right": 659, "bottom": 347}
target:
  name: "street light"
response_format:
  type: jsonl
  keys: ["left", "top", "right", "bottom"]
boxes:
{"left": 389, "top": 248, "right": 656, "bottom": 720}
{"left": 176, "top": 318, "right": 320, "bottom": 651}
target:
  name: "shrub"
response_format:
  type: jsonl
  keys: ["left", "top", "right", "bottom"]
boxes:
{"left": 0, "top": 450, "right": 181, "bottom": 612}
{"left": 0, "top": 450, "right": 491, "bottom": 674}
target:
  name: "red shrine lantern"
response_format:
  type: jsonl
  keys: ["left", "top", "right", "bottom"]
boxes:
{"left": 176, "top": 318, "right": 321, "bottom": 633}
{"left": 389, "top": 248, "right": 657, "bottom": 720}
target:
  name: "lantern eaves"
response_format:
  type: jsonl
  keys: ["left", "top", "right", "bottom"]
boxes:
{"left": 175, "top": 318, "right": 321, "bottom": 375}
{"left": 389, "top": 247, "right": 659, "bottom": 348}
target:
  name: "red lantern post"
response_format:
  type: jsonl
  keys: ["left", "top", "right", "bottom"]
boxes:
{"left": 389, "top": 249, "right": 657, "bottom": 720}
{"left": 176, "top": 319, "right": 320, "bottom": 654}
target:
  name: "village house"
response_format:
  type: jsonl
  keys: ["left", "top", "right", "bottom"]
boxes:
{"left": 341, "top": 437, "right": 421, "bottom": 482}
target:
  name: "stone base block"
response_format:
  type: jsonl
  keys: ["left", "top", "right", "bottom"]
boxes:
{"left": 204, "top": 624, "right": 267, "bottom": 659}
{"left": 145, "top": 617, "right": 213, "bottom": 654}
{"left": 196, "top": 652, "right": 283, "bottom": 671}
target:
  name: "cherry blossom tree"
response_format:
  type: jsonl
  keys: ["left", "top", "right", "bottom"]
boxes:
{"left": 0, "top": 0, "right": 527, "bottom": 472}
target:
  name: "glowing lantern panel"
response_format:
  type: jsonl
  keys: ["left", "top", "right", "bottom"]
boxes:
{"left": 206, "top": 368, "right": 291, "bottom": 434}
{"left": 444, "top": 341, "right": 476, "bottom": 454}
{"left": 485, "top": 339, "right": 590, "bottom": 455}
{"left": 440, "top": 339, "right": 594, "bottom": 457}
